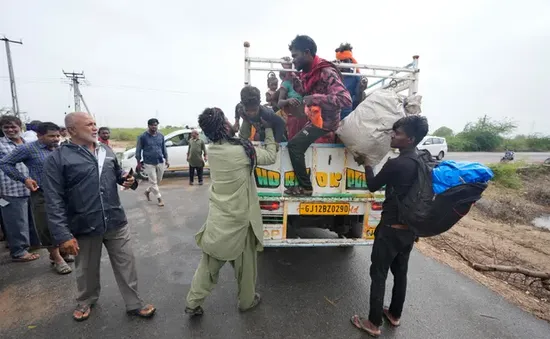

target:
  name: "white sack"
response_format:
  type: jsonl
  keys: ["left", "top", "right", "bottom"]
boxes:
{"left": 336, "top": 89, "right": 422, "bottom": 167}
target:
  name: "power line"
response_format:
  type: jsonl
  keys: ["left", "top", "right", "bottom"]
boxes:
{"left": 1, "top": 36, "right": 23, "bottom": 117}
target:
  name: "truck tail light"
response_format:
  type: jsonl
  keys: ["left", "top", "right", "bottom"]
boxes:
{"left": 371, "top": 202, "right": 382, "bottom": 211}
{"left": 260, "top": 201, "right": 280, "bottom": 211}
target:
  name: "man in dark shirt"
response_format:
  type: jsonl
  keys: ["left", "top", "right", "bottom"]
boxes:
{"left": 351, "top": 115, "right": 429, "bottom": 337}
{"left": 135, "top": 118, "right": 169, "bottom": 207}
{"left": 235, "top": 86, "right": 286, "bottom": 143}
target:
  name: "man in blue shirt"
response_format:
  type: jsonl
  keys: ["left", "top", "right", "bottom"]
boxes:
{"left": 135, "top": 118, "right": 169, "bottom": 207}
{"left": 0, "top": 122, "right": 73, "bottom": 274}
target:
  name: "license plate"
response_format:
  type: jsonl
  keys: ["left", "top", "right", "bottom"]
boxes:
{"left": 299, "top": 203, "right": 350, "bottom": 215}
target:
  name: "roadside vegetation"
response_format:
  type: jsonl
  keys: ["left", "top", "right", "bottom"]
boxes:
{"left": 432, "top": 115, "right": 550, "bottom": 152}
{"left": 418, "top": 164, "right": 550, "bottom": 321}
{"left": 110, "top": 126, "right": 184, "bottom": 141}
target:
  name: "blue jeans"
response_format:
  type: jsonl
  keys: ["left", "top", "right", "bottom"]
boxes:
{"left": 1, "top": 196, "right": 39, "bottom": 258}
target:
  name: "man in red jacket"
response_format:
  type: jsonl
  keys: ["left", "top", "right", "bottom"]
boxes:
{"left": 285, "top": 35, "right": 352, "bottom": 196}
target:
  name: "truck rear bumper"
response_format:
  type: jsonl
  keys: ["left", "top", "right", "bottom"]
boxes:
{"left": 263, "top": 238, "right": 374, "bottom": 247}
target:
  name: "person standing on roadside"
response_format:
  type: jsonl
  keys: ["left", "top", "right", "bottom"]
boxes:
{"left": 350, "top": 115, "right": 429, "bottom": 337}
{"left": 135, "top": 118, "right": 169, "bottom": 207}
{"left": 0, "top": 116, "right": 40, "bottom": 262}
{"left": 98, "top": 127, "right": 111, "bottom": 147}
{"left": 0, "top": 122, "right": 73, "bottom": 274}
{"left": 187, "top": 130, "right": 207, "bottom": 185}
{"left": 185, "top": 107, "right": 277, "bottom": 316}
{"left": 43, "top": 112, "right": 156, "bottom": 322}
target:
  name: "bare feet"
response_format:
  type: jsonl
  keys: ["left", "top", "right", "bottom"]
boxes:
{"left": 158, "top": 198, "right": 164, "bottom": 207}
{"left": 144, "top": 191, "right": 151, "bottom": 201}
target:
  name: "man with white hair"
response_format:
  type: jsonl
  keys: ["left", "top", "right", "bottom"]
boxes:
{"left": 43, "top": 112, "right": 156, "bottom": 321}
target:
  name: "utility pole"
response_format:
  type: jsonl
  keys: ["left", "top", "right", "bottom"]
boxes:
{"left": 63, "top": 70, "right": 93, "bottom": 117}
{"left": 1, "top": 37, "right": 23, "bottom": 117}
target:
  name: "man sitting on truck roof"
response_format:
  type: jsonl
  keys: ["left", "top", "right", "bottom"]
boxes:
{"left": 350, "top": 115, "right": 429, "bottom": 337}
{"left": 235, "top": 86, "right": 286, "bottom": 143}
{"left": 285, "top": 35, "right": 352, "bottom": 196}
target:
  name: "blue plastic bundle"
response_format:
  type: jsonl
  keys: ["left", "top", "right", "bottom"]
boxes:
{"left": 432, "top": 160, "right": 494, "bottom": 194}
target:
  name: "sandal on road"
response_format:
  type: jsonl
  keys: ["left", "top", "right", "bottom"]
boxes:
{"left": 127, "top": 304, "right": 156, "bottom": 318}
{"left": 12, "top": 252, "right": 40, "bottom": 262}
{"left": 51, "top": 254, "right": 75, "bottom": 263}
{"left": 73, "top": 304, "right": 93, "bottom": 322}
{"left": 383, "top": 308, "right": 401, "bottom": 327}
{"left": 350, "top": 315, "right": 381, "bottom": 337}
{"left": 54, "top": 261, "right": 72, "bottom": 275}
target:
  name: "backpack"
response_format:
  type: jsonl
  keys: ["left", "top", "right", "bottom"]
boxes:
{"left": 396, "top": 149, "right": 487, "bottom": 237}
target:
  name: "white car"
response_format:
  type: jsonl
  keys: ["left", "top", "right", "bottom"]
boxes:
{"left": 120, "top": 128, "right": 210, "bottom": 179}
{"left": 416, "top": 136, "right": 448, "bottom": 160}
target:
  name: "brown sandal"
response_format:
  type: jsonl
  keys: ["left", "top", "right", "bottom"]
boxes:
{"left": 12, "top": 252, "right": 40, "bottom": 262}
{"left": 127, "top": 304, "right": 156, "bottom": 318}
{"left": 73, "top": 304, "right": 93, "bottom": 322}
{"left": 350, "top": 315, "right": 381, "bottom": 337}
{"left": 383, "top": 308, "right": 401, "bottom": 327}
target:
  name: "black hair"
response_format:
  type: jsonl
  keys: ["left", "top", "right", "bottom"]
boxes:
{"left": 288, "top": 35, "right": 317, "bottom": 56}
{"left": 393, "top": 116, "right": 429, "bottom": 146}
{"left": 98, "top": 127, "right": 110, "bottom": 133}
{"left": 240, "top": 86, "right": 261, "bottom": 108}
{"left": 36, "top": 122, "right": 60, "bottom": 136}
{"left": 147, "top": 118, "right": 159, "bottom": 126}
{"left": 335, "top": 43, "right": 353, "bottom": 53}
{"left": 0, "top": 115, "right": 22, "bottom": 128}
{"left": 198, "top": 107, "right": 257, "bottom": 173}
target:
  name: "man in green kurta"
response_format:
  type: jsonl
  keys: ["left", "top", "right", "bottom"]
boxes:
{"left": 185, "top": 107, "right": 278, "bottom": 316}
{"left": 187, "top": 130, "right": 207, "bottom": 185}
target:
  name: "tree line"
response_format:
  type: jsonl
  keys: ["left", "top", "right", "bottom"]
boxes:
{"left": 433, "top": 116, "right": 550, "bottom": 152}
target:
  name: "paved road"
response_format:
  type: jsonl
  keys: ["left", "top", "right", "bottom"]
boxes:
{"left": 445, "top": 152, "right": 550, "bottom": 164}
{"left": 1, "top": 178, "right": 549, "bottom": 339}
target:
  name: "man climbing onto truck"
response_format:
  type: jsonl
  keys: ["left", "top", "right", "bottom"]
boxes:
{"left": 235, "top": 86, "right": 286, "bottom": 143}
{"left": 350, "top": 115, "right": 429, "bottom": 337}
{"left": 285, "top": 35, "right": 352, "bottom": 196}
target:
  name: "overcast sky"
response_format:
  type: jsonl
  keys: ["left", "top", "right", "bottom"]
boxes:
{"left": 2, "top": 0, "right": 549, "bottom": 134}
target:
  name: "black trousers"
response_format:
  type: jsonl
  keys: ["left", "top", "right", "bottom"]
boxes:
{"left": 287, "top": 125, "right": 328, "bottom": 189}
{"left": 189, "top": 166, "right": 204, "bottom": 183}
{"left": 369, "top": 224, "right": 416, "bottom": 326}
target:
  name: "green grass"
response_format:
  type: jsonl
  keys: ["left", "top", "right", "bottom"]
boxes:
{"left": 488, "top": 161, "right": 525, "bottom": 189}
{"left": 110, "top": 127, "right": 182, "bottom": 141}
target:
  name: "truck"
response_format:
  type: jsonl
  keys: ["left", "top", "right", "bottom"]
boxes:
{"left": 243, "top": 42, "right": 421, "bottom": 247}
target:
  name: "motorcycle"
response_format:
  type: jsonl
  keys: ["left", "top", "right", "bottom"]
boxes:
{"left": 500, "top": 150, "right": 515, "bottom": 163}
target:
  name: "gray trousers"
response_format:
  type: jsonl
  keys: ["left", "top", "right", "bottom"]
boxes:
{"left": 75, "top": 224, "right": 143, "bottom": 310}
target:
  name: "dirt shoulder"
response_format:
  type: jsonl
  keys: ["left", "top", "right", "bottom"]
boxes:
{"left": 417, "top": 165, "right": 550, "bottom": 321}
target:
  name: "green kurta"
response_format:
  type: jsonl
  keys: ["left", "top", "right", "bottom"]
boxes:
{"left": 187, "top": 138, "right": 206, "bottom": 168}
{"left": 194, "top": 129, "right": 278, "bottom": 261}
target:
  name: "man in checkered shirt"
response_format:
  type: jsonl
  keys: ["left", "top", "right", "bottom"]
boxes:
{"left": 0, "top": 115, "right": 40, "bottom": 262}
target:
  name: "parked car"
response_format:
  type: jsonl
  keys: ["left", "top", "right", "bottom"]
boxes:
{"left": 416, "top": 136, "right": 448, "bottom": 160}
{"left": 120, "top": 128, "right": 210, "bottom": 179}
